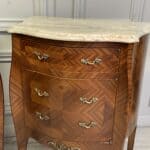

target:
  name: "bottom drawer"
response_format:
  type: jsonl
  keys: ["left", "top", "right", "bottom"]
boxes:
{"left": 31, "top": 130, "right": 112, "bottom": 150}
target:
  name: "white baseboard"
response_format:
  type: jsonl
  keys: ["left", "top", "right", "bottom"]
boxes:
{"left": 137, "top": 115, "right": 150, "bottom": 127}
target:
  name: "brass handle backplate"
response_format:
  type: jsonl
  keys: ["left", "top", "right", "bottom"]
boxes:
{"left": 48, "top": 140, "right": 80, "bottom": 150}
{"left": 80, "top": 97, "right": 98, "bottom": 104}
{"left": 34, "top": 88, "right": 49, "bottom": 97}
{"left": 35, "top": 112, "right": 50, "bottom": 121}
{"left": 33, "top": 51, "right": 49, "bottom": 61}
{"left": 78, "top": 121, "right": 97, "bottom": 129}
{"left": 81, "top": 58, "right": 102, "bottom": 65}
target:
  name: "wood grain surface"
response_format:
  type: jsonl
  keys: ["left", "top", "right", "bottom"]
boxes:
{"left": 9, "top": 34, "right": 148, "bottom": 150}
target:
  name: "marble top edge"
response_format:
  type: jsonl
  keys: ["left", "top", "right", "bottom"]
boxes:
{"left": 8, "top": 16, "right": 150, "bottom": 43}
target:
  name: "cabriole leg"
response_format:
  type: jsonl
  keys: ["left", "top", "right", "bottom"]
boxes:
{"left": 127, "top": 127, "right": 136, "bottom": 150}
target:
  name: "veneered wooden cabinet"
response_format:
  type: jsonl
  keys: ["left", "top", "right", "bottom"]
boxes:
{"left": 8, "top": 17, "right": 150, "bottom": 150}
{"left": 9, "top": 34, "right": 148, "bottom": 150}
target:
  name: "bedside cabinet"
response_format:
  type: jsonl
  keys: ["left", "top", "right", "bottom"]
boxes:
{"left": 8, "top": 17, "right": 150, "bottom": 150}
{"left": 0, "top": 74, "right": 4, "bottom": 150}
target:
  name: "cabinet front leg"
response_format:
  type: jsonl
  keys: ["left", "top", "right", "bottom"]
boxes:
{"left": 9, "top": 58, "right": 29, "bottom": 150}
{"left": 127, "top": 127, "right": 137, "bottom": 150}
{"left": 17, "top": 139, "right": 29, "bottom": 150}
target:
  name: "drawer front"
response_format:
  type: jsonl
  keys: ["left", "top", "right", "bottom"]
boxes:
{"left": 31, "top": 131, "right": 112, "bottom": 150}
{"left": 23, "top": 70, "right": 118, "bottom": 112}
{"left": 23, "top": 70, "right": 117, "bottom": 143}
{"left": 20, "top": 38, "right": 120, "bottom": 76}
{"left": 26, "top": 102, "right": 114, "bottom": 142}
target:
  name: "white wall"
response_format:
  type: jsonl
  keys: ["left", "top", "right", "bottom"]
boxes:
{"left": 85, "top": 0, "right": 131, "bottom": 19}
{"left": 0, "top": 1, "right": 150, "bottom": 139}
{"left": 0, "top": 0, "right": 34, "bottom": 18}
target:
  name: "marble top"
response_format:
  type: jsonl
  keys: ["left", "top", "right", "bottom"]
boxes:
{"left": 8, "top": 16, "right": 150, "bottom": 43}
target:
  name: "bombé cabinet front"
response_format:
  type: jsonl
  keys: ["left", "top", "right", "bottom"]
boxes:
{"left": 9, "top": 34, "right": 147, "bottom": 150}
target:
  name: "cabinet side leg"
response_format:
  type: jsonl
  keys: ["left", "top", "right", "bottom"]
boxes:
{"left": 9, "top": 58, "right": 29, "bottom": 150}
{"left": 127, "top": 127, "right": 136, "bottom": 150}
{"left": 0, "top": 75, "right": 4, "bottom": 150}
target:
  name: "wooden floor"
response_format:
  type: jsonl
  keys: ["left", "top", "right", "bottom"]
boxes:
{"left": 4, "top": 127, "right": 150, "bottom": 150}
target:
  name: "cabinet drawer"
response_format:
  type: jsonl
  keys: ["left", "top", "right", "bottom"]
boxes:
{"left": 26, "top": 102, "right": 114, "bottom": 143}
{"left": 23, "top": 70, "right": 118, "bottom": 112}
{"left": 20, "top": 37, "right": 120, "bottom": 76}
{"left": 31, "top": 131, "right": 112, "bottom": 150}
{"left": 23, "top": 70, "right": 117, "bottom": 143}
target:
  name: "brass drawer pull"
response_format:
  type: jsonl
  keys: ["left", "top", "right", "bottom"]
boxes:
{"left": 34, "top": 88, "right": 49, "bottom": 97}
{"left": 35, "top": 112, "right": 50, "bottom": 121}
{"left": 78, "top": 121, "right": 97, "bottom": 129}
{"left": 33, "top": 51, "right": 49, "bottom": 61}
{"left": 81, "top": 58, "right": 102, "bottom": 65}
{"left": 48, "top": 140, "right": 80, "bottom": 150}
{"left": 80, "top": 97, "right": 98, "bottom": 104}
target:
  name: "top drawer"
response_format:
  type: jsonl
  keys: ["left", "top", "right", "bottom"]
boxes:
{"left": 19, "top": 36, "right": 122, "bottom": 77}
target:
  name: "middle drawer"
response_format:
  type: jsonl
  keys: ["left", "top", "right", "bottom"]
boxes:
{"left": 22, "top": 70, "right": 118, "bottom": 112}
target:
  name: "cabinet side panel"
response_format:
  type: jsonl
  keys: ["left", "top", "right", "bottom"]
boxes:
{"left": 127, "top": 36, "right": 149, "bottom": 135}
{"left": 9, "top": 34, "right": 29, "bottom": 149}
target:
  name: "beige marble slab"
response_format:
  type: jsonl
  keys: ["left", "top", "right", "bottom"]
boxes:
{"left": 8, "top": 16, "right": 150, "bottom": 43}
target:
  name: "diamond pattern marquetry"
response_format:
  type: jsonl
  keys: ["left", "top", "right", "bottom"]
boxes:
{"left": 23, "top": 70, "right": 117, "bottom": 142}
